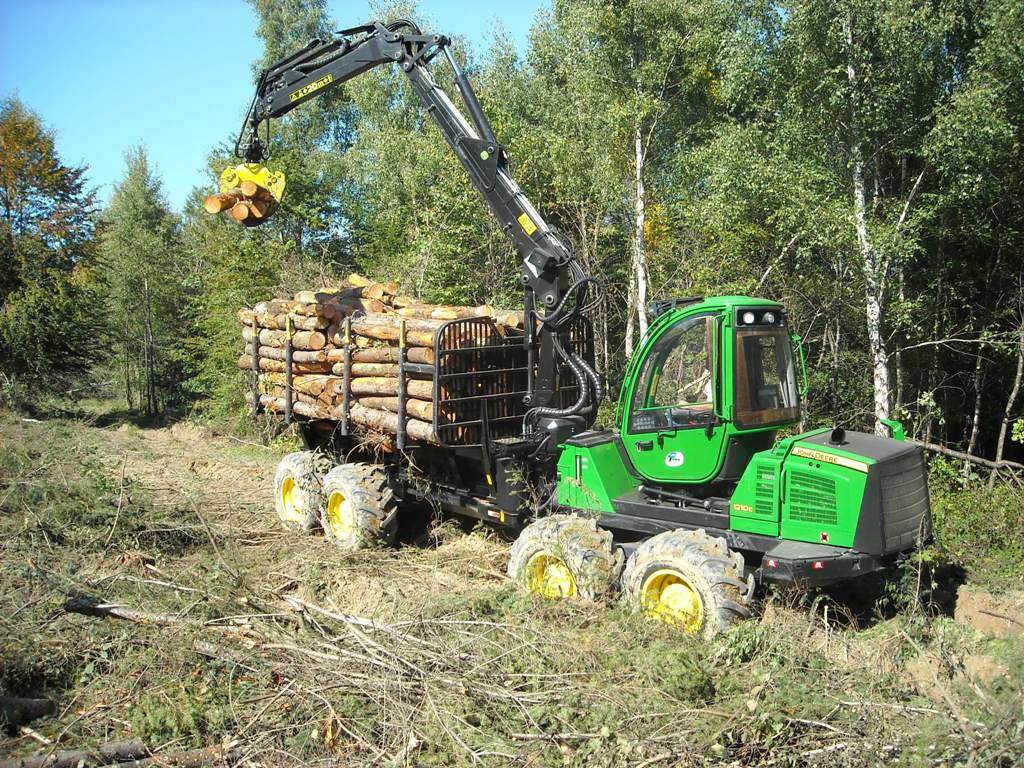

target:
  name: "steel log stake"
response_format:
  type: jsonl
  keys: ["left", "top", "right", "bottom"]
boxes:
{"left": 250, "top": 316, "right": 261, "bottom": 416}
{"left": 397, "top": 319, "right": 408, "bottom": 450}
{"left": 284, "top": 315, "right": 293, "bottom": 425}
{"left": 341, "top": 316, "right": 352, "bottom": 434}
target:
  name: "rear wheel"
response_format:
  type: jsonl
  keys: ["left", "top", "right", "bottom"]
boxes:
{"left": 622, "top": 528, "right": 754, "bottom": 638}
{"left": 319, "top": 463, "right": 398, "bottom": 551}
{"left": 273, "top": 451, "right": 330, "bottom": 532}
{"left": 507, "top": 515, "right": 623, "bottom": 601}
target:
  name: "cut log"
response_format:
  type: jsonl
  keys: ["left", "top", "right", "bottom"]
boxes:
{"left": 262, "top": 312, "right": 329, "bottom": 331}
{"left": 255, "top": 395, "right": 332, "bottom": 420}
{"left": 352, "top": 315, "right": 452, "bottom": 331}
{"left": 265, "top": 299, "right": 309, "bottom": 315}
{"left": 260, "top": 373, "right": 342, "bottom": 398}
{"left": 237, "top": 308, "right": 329, "bottom": 331}
{"left": 495, "top": 310, "right": 522, "bottom": 328}
{"left": 0, "top": 696, "right": 55, "bottom": 726}
{"left": 348, "top": 362, "right": 434, "bottom": 378}
{"left": 349, "top": 377, "right": 433, "bottom": 399}
{"left": 240, "top": 179, "right": 272, "bottom": 200}
{"left": 347, "top": 272, "right": 372, "bottom": 288}
{"left": 362, "top": 282, "right": 386, "bottom": 300}
{"left": 230, "top": 200, "right": 251, "bottom": 222}
{"left": 344, "top": 325, "right": 435, "bottom": 348}
{"left": 396, "top": 303, "right": 495, "bottom": 321}
{"left": 237, "top": 355, "right": 331, "bottom": 374}
{"left": 392, "top": 296, "right": 419, "bottom": 308}
{"left": 326, "top": 346, "right": 435, "bottom": 365}
{"left": 347, "top": 403, "right": 436, "bottom": 444}
{"left": 354, "top": 396, "right": 434, "bottom": 422}
{"left": 293, "top": 290, "right": 318, "bottom": 304}
{"left": 242, "top": 327, "right": 326, "bottom": 351}
{"left": 243, "top": 344, "right": 327, "bottom": 363}
{"left": 203, "top": 193, "right": 239, "bottom": 214}
{"left": 245, "top": 196, "right": 270, "bottom": 219}
{"left": 264, "top": 387, "right": 329, "bottom": 408}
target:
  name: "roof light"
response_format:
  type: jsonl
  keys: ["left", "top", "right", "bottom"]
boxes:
{"left": 742, "top": 311, "right": 755, "bottom": 324}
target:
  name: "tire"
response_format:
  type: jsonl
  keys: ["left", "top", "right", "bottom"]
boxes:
{"left": 507, "top": 515, "right": 623, "bottom": 601}
{"left": 319, "top": 463, "right": 398, "bottom": 551}
{"left": 273, "top": 451, "right": 331, "bottom": 532}
{"left": 622, "top": 528, "right": 754, "bottom": 638}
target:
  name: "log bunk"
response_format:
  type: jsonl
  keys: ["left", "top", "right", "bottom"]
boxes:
{"left": 238, "top": 273, "right": 522, "bottom": 449}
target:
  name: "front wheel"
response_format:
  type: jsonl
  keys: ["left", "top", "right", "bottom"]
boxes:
{"left": 622, "top": 528, "right": 754, "bottom": 638}
{"left": 507, "top": 515, "right": 623, "bottom": 601}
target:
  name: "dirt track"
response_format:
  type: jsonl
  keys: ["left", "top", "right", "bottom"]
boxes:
{"left": 1, "top": 412, "right": 1022, "bottom": 767}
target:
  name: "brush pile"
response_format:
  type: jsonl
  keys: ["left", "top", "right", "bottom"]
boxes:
{"left": 237, "top": 273, "right": 521, "bottom": 444}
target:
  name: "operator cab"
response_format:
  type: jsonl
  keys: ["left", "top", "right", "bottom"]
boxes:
{"left": 618, "top": 297, "right": 802, "bottom": 487}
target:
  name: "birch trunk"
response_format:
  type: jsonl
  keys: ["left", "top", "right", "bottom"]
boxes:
{"left": 846, "top": 12, "right": 891, "bottom": 436}
{"left": 965, "top": 332, "right": 987, "bottom": 477}
{"left": 992, "top": 323, "right": 1024, "bottom": 488}
{"left": 633, "top": 122, "right": 649, "bottom": 343}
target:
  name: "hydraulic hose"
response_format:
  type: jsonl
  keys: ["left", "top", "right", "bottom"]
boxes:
{"left": 524, "top": 337, "right": 591, "bottom": 431}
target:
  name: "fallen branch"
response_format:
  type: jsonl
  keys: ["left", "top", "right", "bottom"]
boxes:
{"left": 95, "top": 744, "right": 240, "bottom": 767}
{"left": 64, "top": 596, "right": 180, "bottom": 626}
{"left": 0, "top": 740, "right": 149, "bottom": 768}
{"left": 906, "top": 438, "right": 1024, "bottom": 471}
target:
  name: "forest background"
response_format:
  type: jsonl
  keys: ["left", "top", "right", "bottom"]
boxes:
{"left": 1, "top": 0, "right": 1022, "bottom": 572}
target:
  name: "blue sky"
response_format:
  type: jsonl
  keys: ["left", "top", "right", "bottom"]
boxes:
{"left": 0, "top": 0, "right": 542, "bottom": 212}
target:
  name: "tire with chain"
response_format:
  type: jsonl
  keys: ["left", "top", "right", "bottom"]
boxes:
{"left": 507, "top": 514, "right": 623, "bottom": 601}
{"left": 622, "top": 528, "right": 754, "bottom": 638}
{"left": 319, "top": 463, "right": 398, "bottom": 550}
{"left": 273, "top": 451, "right": 331, "bottom": 532}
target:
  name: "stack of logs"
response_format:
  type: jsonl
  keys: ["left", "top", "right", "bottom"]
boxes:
{"left": 237, "top": 273, "right": 520, "bottom": 445}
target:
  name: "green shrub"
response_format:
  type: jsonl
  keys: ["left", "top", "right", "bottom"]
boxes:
{"left": 927, "top": 457, "right": 1024, "bottom": 586}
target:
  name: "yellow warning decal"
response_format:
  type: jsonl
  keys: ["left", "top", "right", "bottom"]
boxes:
{"left": 290, "top": 74, "right": 334, "bottom": 102}
{"left": 517, "top": 212, "right": 537, "bottom": 236}
{"left": 791, "top": 446, "right": 869, "bottom": 473}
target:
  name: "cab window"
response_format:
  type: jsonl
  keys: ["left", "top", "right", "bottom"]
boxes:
{"left": 629, "top": 315, "right": 716, "bottom": 433}
{"left": 733, "top": 327, "right": 800, "bottom": 428}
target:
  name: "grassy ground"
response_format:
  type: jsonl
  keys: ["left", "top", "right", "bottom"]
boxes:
{"left": 1, "top": 408, "right": 1022, "bottom": 767}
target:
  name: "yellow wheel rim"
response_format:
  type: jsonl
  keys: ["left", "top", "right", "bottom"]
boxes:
{"left": 524, "top": 551, "right": 576, "bottom": 598}
{"left": 326, "top": 490, "right": 354, "bottom": 540}
{"left": 641, "top": 569, "right": 704, "bottom": 633}
{"left": 280, "top": 476, "right": 302, "bottom": 521}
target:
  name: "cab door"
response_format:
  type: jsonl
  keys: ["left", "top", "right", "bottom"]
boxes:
{"left": 621, "top": 313, "right": 728, "bottom": 484}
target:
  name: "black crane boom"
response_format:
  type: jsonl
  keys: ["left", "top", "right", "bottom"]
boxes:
{"left": 235, "top": 19, "right": 601, "bottom": 439}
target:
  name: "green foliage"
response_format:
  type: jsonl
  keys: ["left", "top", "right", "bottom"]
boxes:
{"left": 0, "top": 96, "right": 105, "bottom": 405}
{"left": 928, "top": 457, "right": 1024, "bottom": 585}
{"left": 130, "top": 672, "right": 231, "bottom": 748}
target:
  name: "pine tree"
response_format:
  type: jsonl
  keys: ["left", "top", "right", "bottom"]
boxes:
{"left": 98, "top": 148, "right": 186, "bottom": 416}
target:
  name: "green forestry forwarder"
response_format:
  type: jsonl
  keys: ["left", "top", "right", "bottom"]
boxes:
{"left": 213, "top": 20, "right": 932, "bottom": 638}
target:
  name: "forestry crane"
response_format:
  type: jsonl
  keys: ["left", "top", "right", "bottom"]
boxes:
{"left": 213, "top": 19, "right": 932, "bottom": 638}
